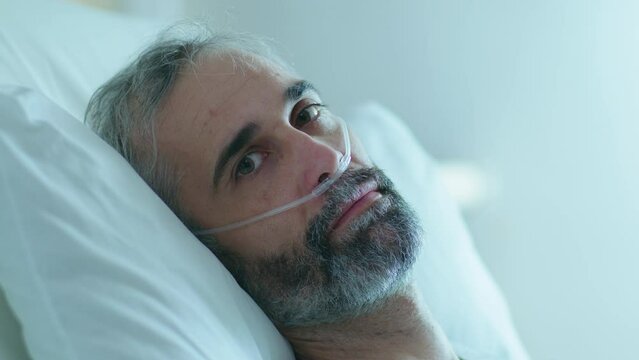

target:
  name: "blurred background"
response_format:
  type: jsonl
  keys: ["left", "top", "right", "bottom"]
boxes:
{"left": 74, "top": 1, "right": 639, "bottom": 359}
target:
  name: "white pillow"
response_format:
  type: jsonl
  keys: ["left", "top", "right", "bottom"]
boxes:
{"left": 0, "top": 85, "right": 293, "bottom": 360}
{"left": 348, "top": 103, "right": 529, "bottom": 360}
{"left": 0, "top": 0, "right": 166, "bottom": 120}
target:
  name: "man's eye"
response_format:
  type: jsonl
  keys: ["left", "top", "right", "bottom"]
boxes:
{"left": 236, "top": 151, "right": 267, "bottom": 178}
{"left": 294, "top": 104, "right": 324, "bottom": 128}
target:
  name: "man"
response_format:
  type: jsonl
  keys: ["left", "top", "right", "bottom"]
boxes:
{"left": 86, "top": 27, "right": 460, "bottom": 360}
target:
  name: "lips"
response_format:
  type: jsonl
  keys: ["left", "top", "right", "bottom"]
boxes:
{"left": 330, "top": 181, "right": 381, "bottom": 231}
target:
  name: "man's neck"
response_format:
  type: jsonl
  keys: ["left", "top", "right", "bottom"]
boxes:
{"left": 278, "top": 286, "right": 457, "bottom": 360}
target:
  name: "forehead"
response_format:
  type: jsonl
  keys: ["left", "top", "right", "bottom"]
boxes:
{"left": 155, "top": 52, "right": 298, "bottom": 156}
{"left": 166, "top": 52, "right": 293, "bottom": 124}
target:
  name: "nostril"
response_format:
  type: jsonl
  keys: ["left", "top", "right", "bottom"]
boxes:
{"left": 318, "top": 172, "right": 330, "bottom": 184}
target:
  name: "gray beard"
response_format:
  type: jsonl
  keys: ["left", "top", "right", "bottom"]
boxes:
{"left": 220, "top": 167, "right": 422, "bottom": 327}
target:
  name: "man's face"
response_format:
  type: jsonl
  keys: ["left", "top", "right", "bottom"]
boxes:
{"left": 156, "top": 52, "right": 422, "bottom": 326}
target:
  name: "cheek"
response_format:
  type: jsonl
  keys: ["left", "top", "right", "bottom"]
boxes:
{"left": 218, "top": 211, "right": 309, "bottom": 260}
{"left": 202, "top": 182, "right": 283, "bottom": 227}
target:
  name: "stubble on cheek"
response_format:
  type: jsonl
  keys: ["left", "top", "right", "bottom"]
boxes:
{"left": 241, "top": 242, "right": 328, "bottom": 300}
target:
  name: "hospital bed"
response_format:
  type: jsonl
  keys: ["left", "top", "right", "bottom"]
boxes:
{"left": 0, "top": 0, "right": 529, "bottom": 359}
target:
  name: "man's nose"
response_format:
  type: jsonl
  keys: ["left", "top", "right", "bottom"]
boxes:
{"left": 292, "top": 133, "right": 343, "bottom": 194}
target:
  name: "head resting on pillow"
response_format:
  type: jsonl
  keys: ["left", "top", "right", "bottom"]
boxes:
{"left": 86, "top": 24, "right": 425, "bottom": 331}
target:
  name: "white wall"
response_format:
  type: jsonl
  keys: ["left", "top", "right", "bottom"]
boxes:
{"left": 176, "top": 1, "right": 638, "bottom": 358}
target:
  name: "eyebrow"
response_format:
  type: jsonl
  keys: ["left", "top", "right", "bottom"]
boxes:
{"left": 212, "top": 122, "right": 261, "bottom": 189}
{"left": 285, "top": 80, "right": 320, "bottom": 102}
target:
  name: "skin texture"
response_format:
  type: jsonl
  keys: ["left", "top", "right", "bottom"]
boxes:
{"left": 154, "top": 52, "right": 457, "bottom": 359}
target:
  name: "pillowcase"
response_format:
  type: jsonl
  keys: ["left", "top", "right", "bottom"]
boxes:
{"left": 0, "top": 85, "right": 293, "bottom": 360}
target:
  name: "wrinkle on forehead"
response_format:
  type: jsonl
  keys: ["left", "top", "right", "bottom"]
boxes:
{"left": 156, "top": 54, "right": 243, "bottom": 139}
{"left": 156, "top": 49, "right": 294, "bottom": 142}
{"left": 188, "top": 52, "right": 287, "bottom": 120}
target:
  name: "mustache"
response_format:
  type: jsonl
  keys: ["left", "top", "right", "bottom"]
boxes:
{"left": 325, "top": 167, "right": 392, "bottom": 214}
{"left": 305, "top": 166, "right": 395, "bottom": 255}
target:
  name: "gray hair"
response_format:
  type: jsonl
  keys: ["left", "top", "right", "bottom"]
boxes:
{"left": 84, "top": 23, "right": 292, "bottom": 232}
